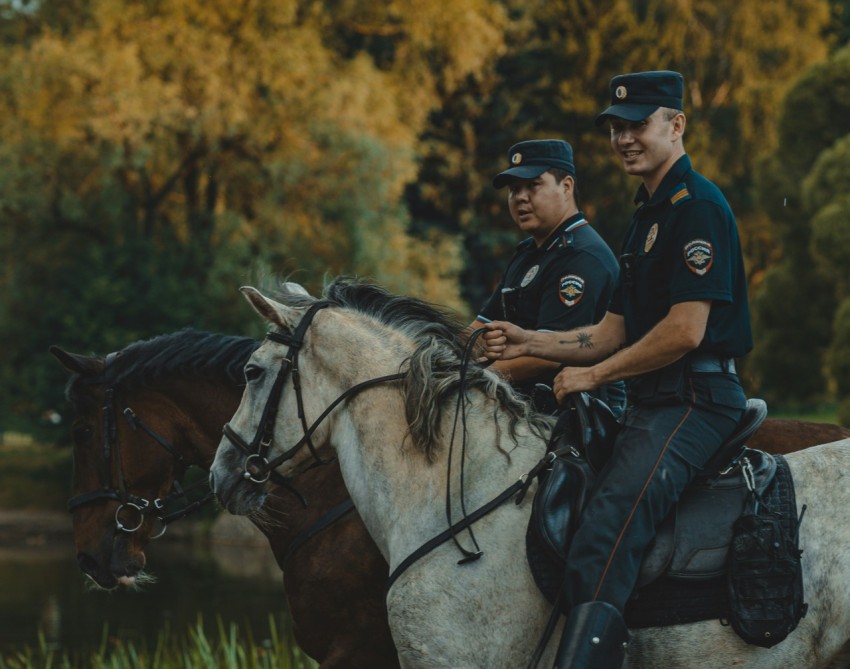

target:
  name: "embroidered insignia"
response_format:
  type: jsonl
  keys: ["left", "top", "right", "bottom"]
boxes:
{"left": 684, "top": 239, "right": 714, "bottom": 276}
{"left": 615, "top": 85, "right": 627, "bottom": 100}
{"left": 559, "top": 274, "right": 585, "bottom": 307}
{"left": 521, "top": 265, "right": 539, "bottom": 287}
{"left": 644, "top": 223, "right": 659, "bottom": 253}
{"left": 511, "top": 152, "right": 522, "bottom": 165}
{"left": 670, "top": 185, "right": 691, "bottom": 206}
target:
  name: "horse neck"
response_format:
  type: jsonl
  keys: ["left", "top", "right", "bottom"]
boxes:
{"left": 334, "top": 385, "right": 546, "bottom": 567}
{"left": 146, "top": 377, "right": 243, "bottom": 469}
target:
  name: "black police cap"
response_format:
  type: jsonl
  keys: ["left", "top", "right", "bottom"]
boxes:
{"left": 492, "top": 139, "right": 576, "bottom": 189}
{"left": 595, "top": 70, "right": 684, "bottom": 126}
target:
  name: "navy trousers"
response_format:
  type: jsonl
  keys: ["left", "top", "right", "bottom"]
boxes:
{"left": 564, "top": 371, "right": 747, "bottom": 612}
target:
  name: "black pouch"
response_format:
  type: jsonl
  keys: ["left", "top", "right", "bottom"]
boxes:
{"left": 629, "top": 359, "right": 686, "bottom": 405}
{"left": 726, "top": 493, "right": 807, "bottom": 648}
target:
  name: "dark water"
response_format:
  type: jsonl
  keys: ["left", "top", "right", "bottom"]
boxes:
{"left": 0, "top": 532, "right": 289, "bottom": 655}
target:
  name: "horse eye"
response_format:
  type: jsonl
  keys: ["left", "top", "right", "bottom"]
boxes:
{"left": 244, "top": 364, "right": 263, "bottom": 383}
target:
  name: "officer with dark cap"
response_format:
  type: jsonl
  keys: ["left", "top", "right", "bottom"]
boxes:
{"left": 470, "top": 139, "right": 624, "bottom": 415}
{"left": 481, "top": 71, "right": 752, "bottom": 668}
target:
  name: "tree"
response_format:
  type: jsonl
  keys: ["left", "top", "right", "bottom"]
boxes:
{"left": 0, "top": 0, "right": 506, "bottom": 434}
{"left": 750, "top": 45, "right": 850, "bottom": 413}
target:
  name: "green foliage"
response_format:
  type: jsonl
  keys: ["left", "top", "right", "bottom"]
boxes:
{"left": 751, "top": 42, "right": 850, "bottom": 405}
{"left": 750, "top": 262, "right": 836, "bottom": 404}
{"left": 828, "top": 299, "right": 850, "bottom": 399}
{"left": 0, "top": 0, "right": 848, "bottom": 432}
{"left": 0, "top": 441, "right": 71, "bottom": 509}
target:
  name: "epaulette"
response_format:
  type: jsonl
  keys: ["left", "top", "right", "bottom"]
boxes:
{"left": 670, "top": 184, "right": 691, "bottom": 207}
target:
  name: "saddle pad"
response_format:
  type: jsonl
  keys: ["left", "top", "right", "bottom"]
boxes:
{"left": 526, "top": 455, "right": 796, "bottom": 629}
{"left": 624, "top": 456, "right": 795, "bottom": 629}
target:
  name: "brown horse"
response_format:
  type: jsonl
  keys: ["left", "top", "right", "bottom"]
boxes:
{"left": 50, "top": 330, "right": 399, "bottom": 669}
{"left": 50, "top": 329, "right": 850, "bottom": 667}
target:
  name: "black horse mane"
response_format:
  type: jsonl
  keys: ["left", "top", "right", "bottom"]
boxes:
{"left": 67, "top": 329, "right": 259, "bottom": 409}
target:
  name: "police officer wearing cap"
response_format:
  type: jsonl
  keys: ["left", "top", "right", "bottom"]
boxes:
{"left": 481, "top": 72, "right": 752, "bottom": 668}
{"left": 471, "top": 139, "right": 624, "bottom": 415}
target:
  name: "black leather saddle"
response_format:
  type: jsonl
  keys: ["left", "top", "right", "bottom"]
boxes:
{"left": 526, "top": 398, "right": 773, "bottom": 605}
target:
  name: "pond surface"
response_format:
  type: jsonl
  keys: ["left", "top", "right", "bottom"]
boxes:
{"left": 0, "top": 514, "right": 289, "bottom": 656}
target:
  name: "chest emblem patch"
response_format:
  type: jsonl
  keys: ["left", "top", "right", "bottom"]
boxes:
{"left": 684, "top": 239, "right": 714, "bottom": 275}
{"left": 559, "top": 274, "right": 585, "bottom": 307}
{"left": 521, "top": 265, "right": 539, "bottom": 287}
{"left": 644, "top": 223, "right": 659, "bottom": 252}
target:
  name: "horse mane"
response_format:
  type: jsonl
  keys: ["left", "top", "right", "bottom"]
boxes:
{"left": 269, "top": 277, "right": 552, "bottom": 459}
{"left": 66, "top": 329, "right": 259, "bottom": 411}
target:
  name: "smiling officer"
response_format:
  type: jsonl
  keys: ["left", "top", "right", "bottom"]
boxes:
{"left": 481, "top": 72, "right": 753, "bottom": 668}
{"left": 470, "top": 139, "right": 623, "bottom": 414}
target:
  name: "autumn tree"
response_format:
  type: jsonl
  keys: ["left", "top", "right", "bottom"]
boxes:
{"left": 0, "top": 0, "right": 506, "bottom": 433}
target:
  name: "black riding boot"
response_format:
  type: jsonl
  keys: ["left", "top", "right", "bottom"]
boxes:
{"left": 553, "top": 601, "right": 629, "bottom": 669}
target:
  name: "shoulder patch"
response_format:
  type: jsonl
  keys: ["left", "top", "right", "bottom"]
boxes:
{"left": 559, "top": 274, "right": 585, "bottom": 307}
{"left": 683, "top": 239, "right": 713, "bottom": 276}
{"left": 670, "top": 184, "right": 691, "bottom": 207}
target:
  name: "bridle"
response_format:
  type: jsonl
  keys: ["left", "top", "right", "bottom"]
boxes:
{"left": 221, "top": 300, "right": 406, "bottom": 484}
{"left": 220, "top": 301, "right": 545, "bottom": 592}
{"left": 67, "top": 352, "right": 214, "bottom": 537}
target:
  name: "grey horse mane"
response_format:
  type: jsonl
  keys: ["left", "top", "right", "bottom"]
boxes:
{"left": 267, "top": 277, "right": 552, "bottom": 459}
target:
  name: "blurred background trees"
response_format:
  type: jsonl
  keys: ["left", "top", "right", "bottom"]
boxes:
{"left": 1, "top": 0, "right": 849, "bottom": 437}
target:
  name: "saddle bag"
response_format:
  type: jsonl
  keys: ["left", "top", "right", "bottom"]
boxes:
{"left": 726, "top": 456, "right": 807, "bottom": 648}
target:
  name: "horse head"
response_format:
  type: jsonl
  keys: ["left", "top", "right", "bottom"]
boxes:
{"left": 211, "top": 284, "right": 341, "bottom": 517}
{"left": 50, "top": 346, "right": 178, "bottom": 588}
{"left": 50, "top": 332, "right": 253, "bottom": 589}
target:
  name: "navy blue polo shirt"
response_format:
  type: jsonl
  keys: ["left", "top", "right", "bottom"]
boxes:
{"left": 609, "top": 155, "right": 752, "bottom": 358}
{"left": 478, "top": 212, "right": 619, "bottom": 332}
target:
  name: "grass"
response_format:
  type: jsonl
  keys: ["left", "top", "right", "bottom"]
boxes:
{"left": 0, "top": 615, "right": 318, "bottom": 669}
{"left": 769, "top": 403, "right": 840, "bottom": 424}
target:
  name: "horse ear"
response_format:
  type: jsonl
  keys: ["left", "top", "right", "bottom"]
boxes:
{"left": 240, "top": 286, "right": 302, "bottom": 330}
{"left": 49, "top": 346, "right": 102, "bottom": 375}
{"left": 280, "top": 281, "right": 311, "bottom": 297}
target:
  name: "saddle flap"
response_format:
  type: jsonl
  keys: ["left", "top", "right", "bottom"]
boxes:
{"left": 636, "top": 449, "right": 777, "bottom": 587}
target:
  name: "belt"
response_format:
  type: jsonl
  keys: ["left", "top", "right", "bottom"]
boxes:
{"left": 688, "top": 354, "right": 736, "bottom": 374}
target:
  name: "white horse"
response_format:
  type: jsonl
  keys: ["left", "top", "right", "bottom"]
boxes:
{"left": 210, "top": 278, "right": 850, "bottom": 669}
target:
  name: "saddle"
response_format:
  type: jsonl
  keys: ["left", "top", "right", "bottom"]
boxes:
{"left": 525, "top": 396, "right": 775, "bottom": 606}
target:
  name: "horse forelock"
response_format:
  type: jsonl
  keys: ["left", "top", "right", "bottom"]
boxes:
{"left": 66, "top": 329, "right": 259, "bottom": 412}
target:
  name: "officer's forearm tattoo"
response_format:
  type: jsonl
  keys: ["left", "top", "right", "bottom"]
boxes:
{"left": 559, "top": 331, "right": 593, "bottom": 349}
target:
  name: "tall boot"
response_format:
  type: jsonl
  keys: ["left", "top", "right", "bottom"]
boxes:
{"left": 553, "top": 601, "right": 629, "bottom": 669}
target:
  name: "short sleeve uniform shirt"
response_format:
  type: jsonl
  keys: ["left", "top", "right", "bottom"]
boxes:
{"left": 608, "top": 155, "right": 752, "bottom": 358}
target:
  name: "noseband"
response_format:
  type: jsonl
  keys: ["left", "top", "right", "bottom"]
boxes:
{"left": 67, "top": 352, "right": 214, "bottom": 536}
{"left": 221, "top": 300, "right": 405, "bottom": 484}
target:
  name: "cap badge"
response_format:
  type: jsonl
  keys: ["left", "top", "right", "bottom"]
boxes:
{"left": 521, "top": 265, "right": 539, "bottom": 287}
{"left": 644, "top": 223, "right": 659, "bottom": 252}
{"left": 511, "top": 152, "right": 522, "bottom": 165}
{"left": 559, "top": 274, "right": 585, "bottom": 307}
{"left": 684, "top": 239, "right": 714, "bottom": 276}
{"left": 615, "top": 85, "right": 627, "bottom": 100}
